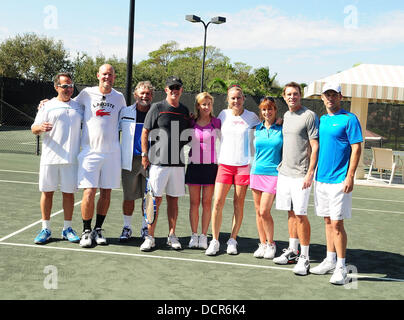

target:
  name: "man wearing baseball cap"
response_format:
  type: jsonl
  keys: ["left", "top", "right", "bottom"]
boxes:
{"left": 140, "top": 76, "right": 190, "bottom": 251}
{"left": 311, "top": 82, "right": 363, "bottom": 285}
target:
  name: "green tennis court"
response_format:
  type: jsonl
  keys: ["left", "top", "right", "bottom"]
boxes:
{"left": 0, "top": 127, "right": 38, "bottom": 154}
{"left": 0, "top": 152, "right": 403, "bottom": 301}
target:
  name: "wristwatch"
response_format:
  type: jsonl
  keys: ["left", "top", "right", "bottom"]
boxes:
{"left": 141, "top": 152, "right": 147, "bottom": 157}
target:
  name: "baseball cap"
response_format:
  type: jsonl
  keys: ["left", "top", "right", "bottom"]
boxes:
{"left": 322, "top": 82, "right": 341, "bottom": 94}
{"left": 166, "top": 76, "right": 183, "bottom": 87}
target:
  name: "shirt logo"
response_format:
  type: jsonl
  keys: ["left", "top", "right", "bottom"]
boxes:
{"left": 96, "top": 109, "right": 111, "bottom": 117}
{"left": 232, "top": 120, "right": 246, "bottom": 126}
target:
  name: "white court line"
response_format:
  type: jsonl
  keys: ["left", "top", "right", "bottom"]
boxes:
{"left": 0, "top": 169, "right": 38, "bottom": 174}
{"left": 0, "top": 194, "right": 99, "bottom": 242}
{"left": 1, "top": 169, "right": 404, "bottom": 205}
{"left": 19, "top": 142, "right": 37, "bottom": 146}
{"left": 0, "top": 241, "right": 291, "bottom": 272}
{"left": 0, "top": 179, "right": 38, "bottom": 185}
{"left": 0, "top": 202, "right": 79, "bottom": 242}
{"left": 0, "top": 180, "right": 402, "bottom": 241}
{"left": 0, "top": 241, "right": 402, "bottom": 282}
{"left": 352, "top": 196, "right": 404, "bottom": 203}
{"left": 0, "top": 179, "right": 402, "bottom": 282}
{"left": 206, "top": 196, "right": 404, "bottom": 215}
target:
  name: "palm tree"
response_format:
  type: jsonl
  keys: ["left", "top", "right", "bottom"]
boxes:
{"left": 207, "top": 78, "right": 239, "bottom": 93}
{"left": 253, "top": 67, "right": 281, "bottom": 97}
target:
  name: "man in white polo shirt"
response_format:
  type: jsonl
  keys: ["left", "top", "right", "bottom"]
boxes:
{"left": 31, "top": 72, "right": 83, "bottom": 244}
{"left": 74, "top": 64, "right": 126, "bottom": 248}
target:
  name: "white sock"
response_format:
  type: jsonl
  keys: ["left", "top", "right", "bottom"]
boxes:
{"left": 326, "top": 251, "right": 337, "bottom": 263}
{"left": 63, "top": 220, "right": 72, "bottom": 230}
{"left": 42, "top": 220, "right": 51, "bottom": 231}
{"left": 289, "top": 238, "right": 299, "bottom": 253}
{"left": 336, "top": 257, "right": 346, "bottom": 268}
{"left": 300, "top": 245, "right": 309, "bottom": 258}
{"left": 123, "top": 214, "right": 133, "bottom": 229}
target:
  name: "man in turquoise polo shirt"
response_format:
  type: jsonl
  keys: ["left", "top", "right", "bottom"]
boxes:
{"left": 311, "top": 82, "right": 363, "bottom": 285}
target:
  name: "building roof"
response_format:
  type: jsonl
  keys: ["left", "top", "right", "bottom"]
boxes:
{"left": 304, "top": 64, "right": 404, "bottom": 103}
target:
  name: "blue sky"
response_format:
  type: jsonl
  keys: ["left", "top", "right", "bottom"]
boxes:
{"left": 1, "top": 0, "right": 403, "bottom": 85}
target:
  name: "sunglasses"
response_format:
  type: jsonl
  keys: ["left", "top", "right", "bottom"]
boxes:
{"left": 260, "top": 96, "right": 275, "bottom": 103}
{"left": 57, "top": 84, "right": 74, "bottom": 89}
{"left": 169, "top": 85, "right": 182, "bottom": 91}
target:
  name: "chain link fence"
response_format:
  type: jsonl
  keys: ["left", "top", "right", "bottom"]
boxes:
{"left": 0, "top": 77, "right": 76, "bottom": 155}
{"left": 0, "top": 97, "right": 39, "bottom": 154}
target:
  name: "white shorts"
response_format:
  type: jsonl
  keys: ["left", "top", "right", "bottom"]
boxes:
{"left": 314, "top": 181, "right": 352, "bottom": 221}
{"left": 149, "top": 165, "right": 185, "bottom": 197}
{"left": 39, "top": 164, "right": 78, "bottom": 193}
{"left": 275, "top": 173, "right": 312, "bottom": 215}
{"left": 78, "top": 150, "right": 121, "bottom": 189}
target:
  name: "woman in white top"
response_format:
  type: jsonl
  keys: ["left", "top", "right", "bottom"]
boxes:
{"left": 206, "top": 85, "right": 260, "bottom": 256}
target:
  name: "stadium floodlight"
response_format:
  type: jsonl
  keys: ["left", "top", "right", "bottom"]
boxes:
{"left": 185, "top": 14, "right": 226, "bottom": 92}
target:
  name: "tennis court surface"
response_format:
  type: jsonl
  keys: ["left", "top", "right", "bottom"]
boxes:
{"left": 0, "top": 152, "right": 403, "bottom": 303}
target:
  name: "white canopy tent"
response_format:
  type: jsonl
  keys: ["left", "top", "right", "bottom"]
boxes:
{"left": 304, "top": 63, "right": 404, "bottom": 178}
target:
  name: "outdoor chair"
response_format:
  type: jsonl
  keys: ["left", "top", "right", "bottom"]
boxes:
{"left": 367, "top": 147, "right": 397, "bottom": 185}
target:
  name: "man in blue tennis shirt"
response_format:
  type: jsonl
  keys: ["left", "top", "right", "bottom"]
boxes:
{"left": 311, "top": 82, "right": 363, "bottom": 285}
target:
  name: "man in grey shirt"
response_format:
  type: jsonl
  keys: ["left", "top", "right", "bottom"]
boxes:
{"left": 273, "top": 82, "right": 319, "bottom": 276}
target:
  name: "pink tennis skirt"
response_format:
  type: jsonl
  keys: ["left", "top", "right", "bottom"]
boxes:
{"left": 250, "top": 174, "right": 278, "bottom": 194}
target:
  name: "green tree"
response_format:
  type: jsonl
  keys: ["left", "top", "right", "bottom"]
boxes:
{"left": 0, "top": 33, "right": 72, "bottom": 81}
{"left": 71, "top": 52, "right": 100, "bottom": 86}
{"left": 72, "top": 53, "right": 127, "bottom": 87}
{"left": 135, "top": 41, "right": 180, "bottom": 89}
{"left": 252, "top": 67, "right": 281, "bottom": 96}
{"left": 0, "top": 33, "right": 284, "bottom": 99}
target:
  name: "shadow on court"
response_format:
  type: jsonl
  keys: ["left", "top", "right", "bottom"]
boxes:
{"left": 308, "top": 243, "right": 404, "bottom": 282}
{"left": 107, "top": 233, "right": 404, "bottom": 283}
{"left": 346, "top": 248, "right": 403, "bottom": 282}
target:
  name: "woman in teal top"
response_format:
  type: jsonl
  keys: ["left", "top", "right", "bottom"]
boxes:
{"left": 250, "top": 97, "right": 283, "bottom": 259}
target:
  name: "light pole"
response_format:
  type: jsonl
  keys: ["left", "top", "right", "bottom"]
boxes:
{"left": 185, "top": 15, "right": 226, "bottom": 92}
{"left": 125, "top": 0, "right": 135, "bottom": 104}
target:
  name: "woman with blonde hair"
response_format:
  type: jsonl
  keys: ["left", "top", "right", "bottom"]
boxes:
{"left": 185, "top": 92, "right": 221, "bottom": 249}
{"left": 206, "top": 85, "right": 260, "bottom": 256}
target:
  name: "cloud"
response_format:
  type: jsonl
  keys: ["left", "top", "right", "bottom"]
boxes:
{"left": 162, "top": 22, "right": 179, "bottom": 28}
{"left": 0, "top": 26, "right": 10, "bottom": 41}
{"left": 208, "top": 7, "right": 404, "bottom": 52}
{"left": 107, "top": 26, "right": 127, "bottom": 37}
{"left": 127, "top": 5, "right": 404, "bottom": 66}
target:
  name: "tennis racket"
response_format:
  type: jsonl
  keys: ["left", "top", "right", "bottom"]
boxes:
{"left": 143, "top": 171, "right": 157, "bottom": 225}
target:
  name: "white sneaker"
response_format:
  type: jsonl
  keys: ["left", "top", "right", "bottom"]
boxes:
{"left": 79, "top": 229, "right": 93, "bottom": 248}
{"left": 264, "top": 242, "right": 276, "bottom": 259}
{"left": 188, "top": 233, "right": 199, "bottom": 248}
{"left": 226, "top": 238, "right": 238, "bottom": 255}
{"left": 205, "top": 239, "right": 220, "bottom": 256}
{"left": 140, "top": 235, "right": 155, "bottom": 251}
{"left": 293, "top": 255, "right": 310, "bottom": 276}
{"left": 273, "top": 248, "right": 299, "bottom": 265}
{"left": 311, "top": 258, "right": 337, "bottom": 275}
{"left": 92, "top": 228, "right": 107, "bottom": 245}
{"left": 330, "top": 266, "right": 348, "bottom": 285}
{"left": 198, "top": 234, "right": 208, "bottom": 249}
{"left": 253, "top": 243, "right": 267, "bottom": 258}
{"left": 167, "top": 234, "right": 182, "bottom": 250}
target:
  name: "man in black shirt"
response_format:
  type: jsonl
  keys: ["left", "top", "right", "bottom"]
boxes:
{"left": 140, "top": 76, "right": 190, "bottom": 251}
